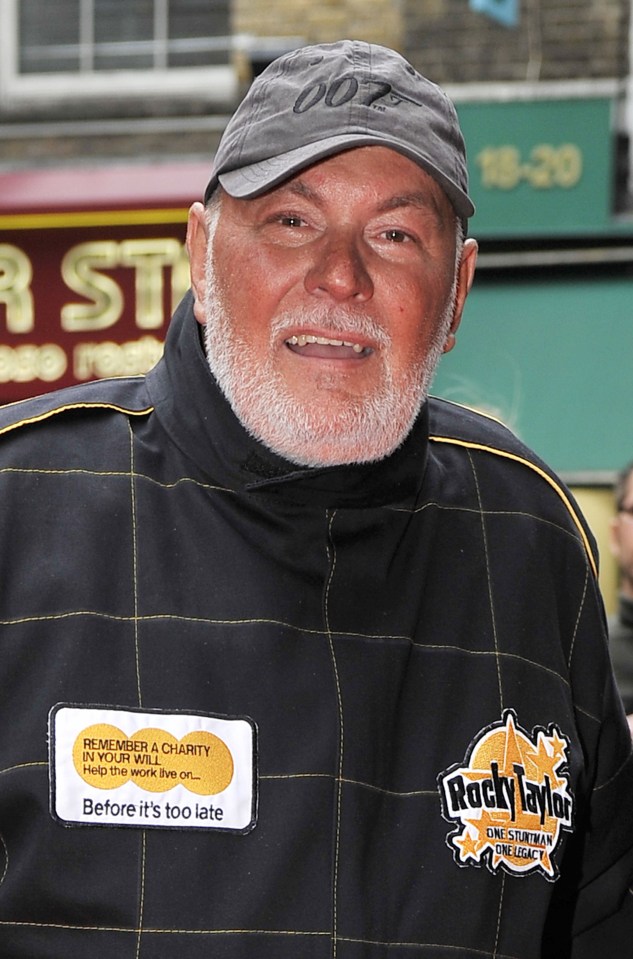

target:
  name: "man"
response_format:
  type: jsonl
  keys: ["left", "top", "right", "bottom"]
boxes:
{"left": 609, "top": 461, "right": 633, "bottom": 729}
{"left": 0, "top": 39, "right": 631, "bottom": 959}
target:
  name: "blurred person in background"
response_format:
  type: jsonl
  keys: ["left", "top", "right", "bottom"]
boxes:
{"left": 609, "top": 461, "right": 633, "bottom": 732}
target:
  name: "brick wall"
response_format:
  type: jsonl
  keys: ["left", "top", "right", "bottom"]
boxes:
{"left": 2, "top": 0, "right": 630, "bottom": 170}
{"left": 404, "top": 0, "right": 629, "bottom": 84}
{"left": 234, "top": 0, "right": 629, "bottom": 85}
{"left": 233, "top": 0, "right": 404, "bottom": 59}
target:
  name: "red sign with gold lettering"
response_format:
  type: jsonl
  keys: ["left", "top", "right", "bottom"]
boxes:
{"left": 0, "top": 161, "right": 208, "bottom": 403}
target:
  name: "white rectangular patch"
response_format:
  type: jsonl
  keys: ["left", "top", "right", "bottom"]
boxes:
{"left": 49, "top": 704, "right": 257, "bottom": 833}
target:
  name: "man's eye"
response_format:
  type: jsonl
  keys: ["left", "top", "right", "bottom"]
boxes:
{"left": 384, "top": 229, "right": 410, "bottom": 243}
{"left": 279, "top": 215, "right": 305, "bottom": 228}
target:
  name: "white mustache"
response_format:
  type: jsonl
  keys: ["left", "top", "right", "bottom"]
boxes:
{"left": 270, "top": 306, "right": 392, "bottom": 348}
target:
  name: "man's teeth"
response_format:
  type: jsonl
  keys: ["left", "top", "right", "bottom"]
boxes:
{"left": 287, "top": 334, "right": 364, "bottom": 353}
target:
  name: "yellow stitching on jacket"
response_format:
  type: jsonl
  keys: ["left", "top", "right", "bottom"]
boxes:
{"left": 429, "top": 435, "right": 598, "bottom": 578}
{"left": 324, "top": 509, "right": 344, "bottom": 957}
{"left": 135, "top": 831, "right": 148, "bottom": 959}
{"left": 0, "top": 919, "right": 526, "bottom": 957}
{"left": 0, "top": 402, "right": 153, "bottom": 439}
{"left": 466, "top": 448, "right": 504, "bottom": 713}
{"left": 128, "top": 418, "right": 143, "bottom": 710}
{"left": 567, "top": 565, "right": 590, "bottom": 671}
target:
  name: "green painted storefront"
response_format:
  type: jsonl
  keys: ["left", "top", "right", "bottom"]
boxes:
{"left": 433, "top": 94, "right": 633, "bottom": 477}
{"left": 434, "top": 271, "right": 633, "bottom": 475}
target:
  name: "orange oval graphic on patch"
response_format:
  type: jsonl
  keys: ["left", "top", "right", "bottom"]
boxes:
{"left": 73, "top": 723, "right": 234, "bottom": 795}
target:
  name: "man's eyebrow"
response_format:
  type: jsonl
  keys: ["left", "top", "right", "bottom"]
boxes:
{"left": 378, "top": 192, "right": 445, "bottom": 223}
{"left": 279, "top": 179, "right": 322, "bottom": 203}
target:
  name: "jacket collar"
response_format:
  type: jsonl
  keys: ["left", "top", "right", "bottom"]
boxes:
{"left": 146, "top": 293, "right": 430, "bottom": 508}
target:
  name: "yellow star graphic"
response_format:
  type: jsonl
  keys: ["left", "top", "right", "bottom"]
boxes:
{"left": 454, "top": 828, "right": 481, "bottom": 862}
{"left": 523, "top": 733, "right": 565, "bottom": 787}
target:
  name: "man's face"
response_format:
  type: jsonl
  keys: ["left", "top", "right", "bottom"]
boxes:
{"left": 611, "top": 472, "right": 633, "bottom": 598}
{"left": 187, "top": 146, "right": 477, "bottom": 466}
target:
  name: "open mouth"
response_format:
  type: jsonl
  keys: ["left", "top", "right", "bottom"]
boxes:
{"left": 285, "top": 334, "right": 372, "bottom": 359}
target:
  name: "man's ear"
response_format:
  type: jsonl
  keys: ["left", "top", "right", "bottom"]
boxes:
{"left": 443, "top": 237, "right": 478, "bottom": 354}
{"left": 186, "top": 201, "right": 210, "bottom": 325}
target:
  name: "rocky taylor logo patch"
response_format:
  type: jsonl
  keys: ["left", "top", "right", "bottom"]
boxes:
{"left": 438, "top": 710, "right": 573, "bottom": 881}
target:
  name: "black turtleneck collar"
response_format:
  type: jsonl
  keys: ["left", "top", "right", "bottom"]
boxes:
{"left": 146, "top": 292, "right": 430, "bottom": 509}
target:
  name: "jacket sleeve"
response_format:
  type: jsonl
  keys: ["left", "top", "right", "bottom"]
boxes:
{"left": 571, "top": 880, "right": 633, "bottom": 958}
{"left": 570, "top": 660, "right": 633, "bottom": 954}
{"left": 541, "top": 568, "right": 633, "bottom": 958}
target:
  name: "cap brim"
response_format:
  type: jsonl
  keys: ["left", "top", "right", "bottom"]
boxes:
{"left": 210, "top": 133, "right": 475, "bottom": 219}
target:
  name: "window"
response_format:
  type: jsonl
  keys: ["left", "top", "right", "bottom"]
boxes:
{"left": 0, "top": 0, "right": 236, "bottom": 105}
{"left": 18, "top": 0, "right": 231, "bottom": 73}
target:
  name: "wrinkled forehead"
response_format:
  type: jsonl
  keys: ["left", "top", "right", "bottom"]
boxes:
{"left": 274, "top": 146, "right": 453, "bottom": 203}
{"left": 212, "top": 145, "right": 459, "bottom": 234}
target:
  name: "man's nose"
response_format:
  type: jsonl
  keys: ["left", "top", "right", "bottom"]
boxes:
{"left": 304, "top": 232, "right": 374, "bottom": 302}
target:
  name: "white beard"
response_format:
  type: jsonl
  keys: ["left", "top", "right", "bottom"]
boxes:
{"left": 201, "top": 226, "right": 456, "bottom": 468}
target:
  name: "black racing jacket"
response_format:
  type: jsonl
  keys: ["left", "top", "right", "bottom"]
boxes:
{"left": 0, "top": 293, "right": 632, "bottom": 959}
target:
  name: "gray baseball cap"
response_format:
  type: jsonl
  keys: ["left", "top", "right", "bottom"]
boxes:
{"left": 204, "top": 39, "right": 475, "bottom": 220}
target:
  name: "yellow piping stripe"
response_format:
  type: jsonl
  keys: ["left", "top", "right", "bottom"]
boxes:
{"left": 0, "top": 402, "right": 153, "bottom": 438}
{"left": 429, "top": 435, "right": 598, "bottom": 579}
{"left": 0, "top": 208, "right": 189, "bottom": 230}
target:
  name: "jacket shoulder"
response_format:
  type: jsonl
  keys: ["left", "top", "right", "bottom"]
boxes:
{"left": 428, "top": 397, "right": 539, "bottom": 461}
{"left": 428, "top": 396, "right": 566, "bottom": 485}
{"left": 0, "top": 376, "right": 153, "bottom": 440}
{"left": 427, "top": 397, "right": 598, "bottom": 575}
